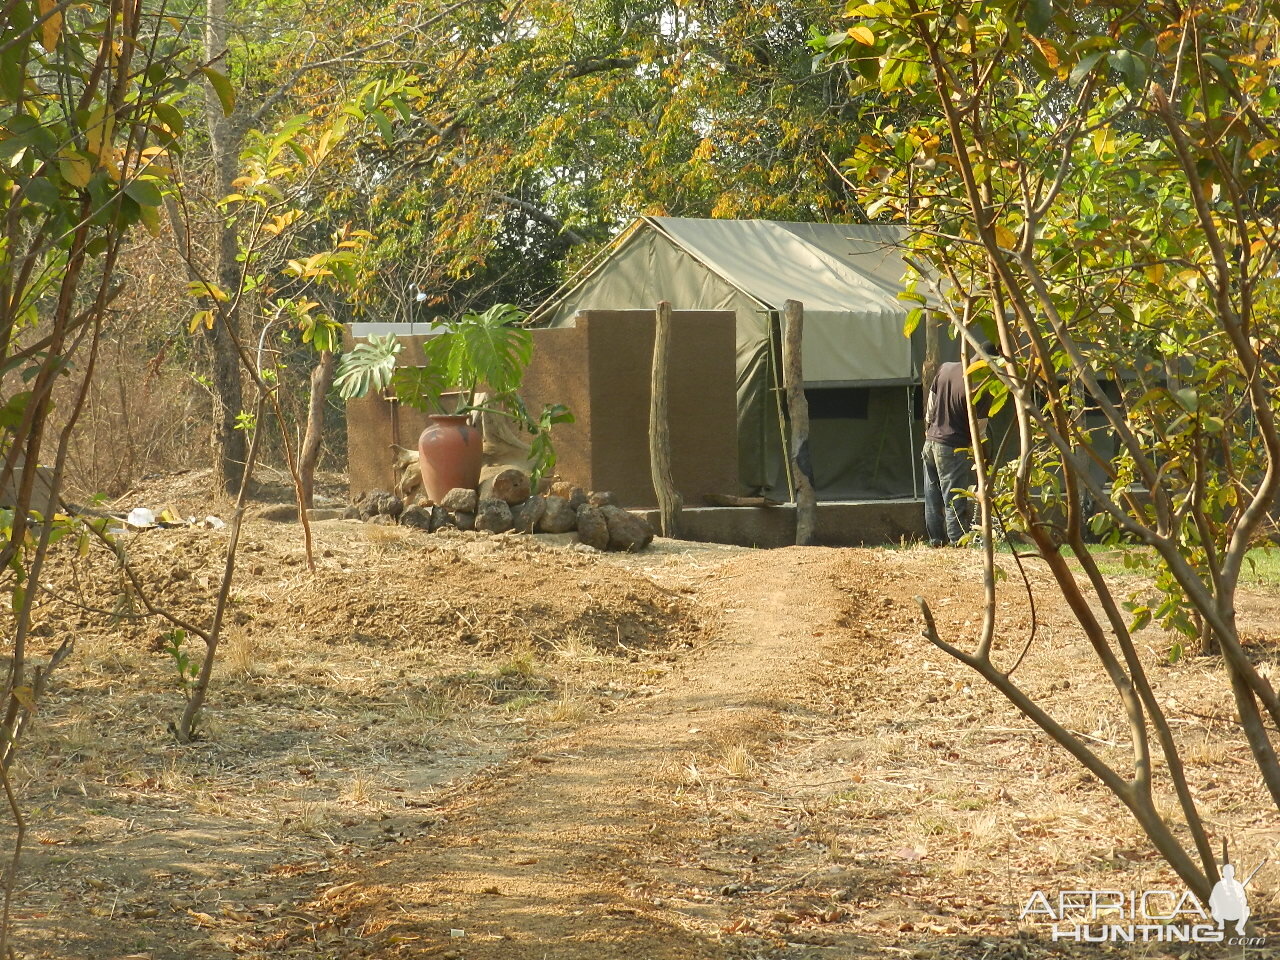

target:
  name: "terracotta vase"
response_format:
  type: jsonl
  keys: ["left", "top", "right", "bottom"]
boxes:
{"left": 418, "top": 414, "right": 483, "bottom": 503}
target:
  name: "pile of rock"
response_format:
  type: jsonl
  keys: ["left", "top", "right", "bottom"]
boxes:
{"left": 346, "top": 468, "right": 655, "bottom": 552}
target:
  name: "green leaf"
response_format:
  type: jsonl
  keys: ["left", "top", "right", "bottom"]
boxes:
{"left": 200, "top": 67, "right": 236, "bottom": 117}
{"left": 0, "top": 392, "right": 32, "bottom": 430}
{"left": 371, "top": 111, "right": 395, "bottom": 145}
{"left": 1109, "top": 49, "right": 1144, "bottom": 93}
{"left": 1026, "top": 0, "right": 1053, "bottom": 36}
{"left": 1127, "top": 605, "right": 1151, "bottom": 633}
{"left": 1201, "top": 53, "right": 1234, "bottom": 88}
{"left": 1173, "top": 387, "right": 1198, "bottom": 413}
{"left": 391, "top": 364, "right": 449, "bottom": 411}
{"left": 58, "top": 152, "right": 92, "bottom": 188}
{"left": 24, "top": 176, "right": 60, "bottom": 207}
{"left": 1069, "top": 50, "right": 1107, "bottom": 87}
{"left": 0, "top": 42, "right": 24, "bottom": 101}
{"left": 903, "top": 307, "right": 923, "bottom": 338}
{"left": 138, "top": 200, "right": 162, "bottom": 236}
{"left": 124, "top": 177, "right": 163, "bottom": 207}
{"left": 335, "top": 334, "right": 403, "bottom": 399}
{"left": 445, "top": 303, "right": 532, "bottom": 398}
{"left": 153, "top": 101, "right": 185, "bottom": 137}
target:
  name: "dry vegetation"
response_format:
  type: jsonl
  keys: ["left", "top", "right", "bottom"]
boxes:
{"left": 5, "top": 481, "right": 1279, "bottom": 959}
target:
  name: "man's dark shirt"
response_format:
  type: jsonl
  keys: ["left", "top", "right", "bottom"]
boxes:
{"left": 925, "top": 361, "right": 989, "bottom": 448}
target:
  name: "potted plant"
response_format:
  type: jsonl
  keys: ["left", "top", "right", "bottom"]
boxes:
{"left": 335, "top": 304, "right": 571, "bottom": 501}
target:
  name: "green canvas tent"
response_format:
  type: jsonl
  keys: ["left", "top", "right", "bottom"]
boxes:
{"left": 532, "top": 216, "right": 944, "bottom": 501}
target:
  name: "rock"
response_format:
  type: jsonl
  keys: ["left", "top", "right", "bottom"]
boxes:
{"left": 305, "top": 508, "right": 345, "bottom": 522}
{"left": 343, "top": 503, "right": 361, "bottom": 520}
{"left": 252, "top": 504, "right": 297, "bottom": 522}
{"left": 511, "top": 494, "right": 546, "bottom": 533}
{"left": 395, "top": 458, "right": 422, "bottom": 501}
{"left": 537, "top": 495, "right": 577, "bottom": 534}
{"left": 399, "top": 505, "right": 433, "bottom": 530}
{"left": 429, "top": 506, "right": 453, "bottom": 532}
{"left": 490, "top": 468, "right": 531, "bottom": 505}
{"left": 440, "top": 487, "right": 478, "bottom": 513}
{"left": 567, "top": 486, "right": 587, "bottom": 511}
{"left": 601, "top": 505, "right": 654, "bottom": 552}
{"left": 575, "top": 504, "right": 609, "bottom": 550}
{"left": 588, "top": 490, "right": 616, "bottom": 507}
{"left": 549, "top": 481, "right": 574, "bottom": 500}
{"left": 367, "top": 514, "right": 396, "bottom": 526}
{"left": 364, "top": 490, "right": 403, "bottom": 519}
{"left": 454, "top": 510, "right": 475, "bottom": 532}
{"left": 474, "top": 498, "right": 513, "bottom": 534}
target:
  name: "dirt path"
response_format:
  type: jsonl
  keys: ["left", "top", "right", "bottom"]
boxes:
{"left": 252, "top": 548, "right": 858, "bottom": 959}
{"left": 243, "top": 541, "right": 1280, "bottom": 960}
{"left": 17, "top": 520, "right": 1279, "bottom": 959}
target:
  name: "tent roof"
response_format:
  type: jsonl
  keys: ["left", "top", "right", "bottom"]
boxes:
{"left": 643, "top": 217, "right": 929, "bottom": 317}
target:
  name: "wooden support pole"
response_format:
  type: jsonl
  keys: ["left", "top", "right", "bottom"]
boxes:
{"left": 782, "top": 299, "right": 816, "bottom": 546}
{"left": 650, "top": 300, "right": 682, "bottom": 538}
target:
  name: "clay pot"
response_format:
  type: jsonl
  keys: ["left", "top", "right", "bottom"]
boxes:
{"left": 418, "top": 415, "right": 483, "bottom": 503}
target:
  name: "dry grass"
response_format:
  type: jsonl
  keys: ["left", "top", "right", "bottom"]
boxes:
{"left": 364, "top": 522, "right": 407, "bottom": 556}
{"left": 497, "top": 647, "right": 537, "bottom": 679}
{"left": 221, "top": 628, "right": 258, "bottom": 679}
{"left": 550, "top": 630, "right": 600, "bottom": 662}
{"left": 721, "top": 744, "right": 758, "bottom": 779}
{"left": 532, "top": 691, "right": 592, "bottom": 726}
{"left": 340, "top": 773, "right": 376, "bottom": 807}
{"left": 15, "top": 519, "right": 1280, "bottom": 960}
{"left": 11, "top": 511, "right": 717, "bottom": 954}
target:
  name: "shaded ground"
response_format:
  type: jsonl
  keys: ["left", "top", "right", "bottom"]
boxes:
{"left": 7, "top": 484, "right": 1280, "bottom": 958}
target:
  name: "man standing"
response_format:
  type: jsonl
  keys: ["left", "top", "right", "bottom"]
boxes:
{"left": 922, "top": 341, "right": 994, "bottom": 546}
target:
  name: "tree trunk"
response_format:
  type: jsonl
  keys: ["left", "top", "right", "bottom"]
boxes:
{"left": 649, "top": 301, "right": 682, "bottom": 537}
{"left": 204, "top": 0, "right": 245, "bottom": 496}
{"left": 922, "top": 308, "right": 943, "bottom": 395}
{"left": 205, "top": 319, "right": 244, "bottom": 495}
{"left": 782, "top": 299, "right": 816, "bottom": 546}
{"left": 298, "top": 350, "right": 335, "bottom": 509}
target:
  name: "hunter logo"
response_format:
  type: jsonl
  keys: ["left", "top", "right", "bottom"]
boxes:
{"left": 1020, "top": 859, "right": 1266, "bottom": 947}
{"left": 1210, "top": 861, "right": 1261, "bottom": 937}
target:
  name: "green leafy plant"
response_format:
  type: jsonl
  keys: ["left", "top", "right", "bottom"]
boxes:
{"left": 337, "top": 305, "right": 531, "bottom": 413}
{"left": 427, "top": 303, "right": 533, "bottom": 411}
{"left": 162, "top": 630, "right": 200, "bottom": 698}
{"left": 334, "top": 333, "right": 402, "bottom": 399}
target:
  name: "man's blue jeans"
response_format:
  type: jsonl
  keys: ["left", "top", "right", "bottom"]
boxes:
{"left": 922, "top": 440, "right": 974, "bottom": 545}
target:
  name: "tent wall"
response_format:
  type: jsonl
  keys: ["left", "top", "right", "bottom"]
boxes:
{"left": 542, "top": 228, "right": 775, "bottom": 495}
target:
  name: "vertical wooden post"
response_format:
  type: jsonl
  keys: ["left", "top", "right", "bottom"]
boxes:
{"left": 650, "top": 300, "right": 682, "bottom": 538}
{"left": 782, "top": 299, "right": 816, "bottom": 546}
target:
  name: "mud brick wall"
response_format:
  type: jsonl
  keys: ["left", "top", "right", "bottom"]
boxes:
{"left": 344, "top": 309, "right": 738, "bottom": 509}
{"left": 580, "top": 309, "right": 737, "bottom": 508}
{"left": 342, "top": 328, "right": 435, "bottom": 498}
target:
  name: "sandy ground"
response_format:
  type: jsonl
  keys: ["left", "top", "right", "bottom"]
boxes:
{"left": 7, "top": 479, "right": 1280, "bottom": 959}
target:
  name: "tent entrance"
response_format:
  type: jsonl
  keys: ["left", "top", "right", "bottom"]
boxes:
{"left": 766, "top": 385, "right": 922, "bottom": 501}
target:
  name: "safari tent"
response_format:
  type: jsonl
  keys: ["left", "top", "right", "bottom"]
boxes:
{"left": 532, "top": 216, "right": 943, "bottom": 501}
